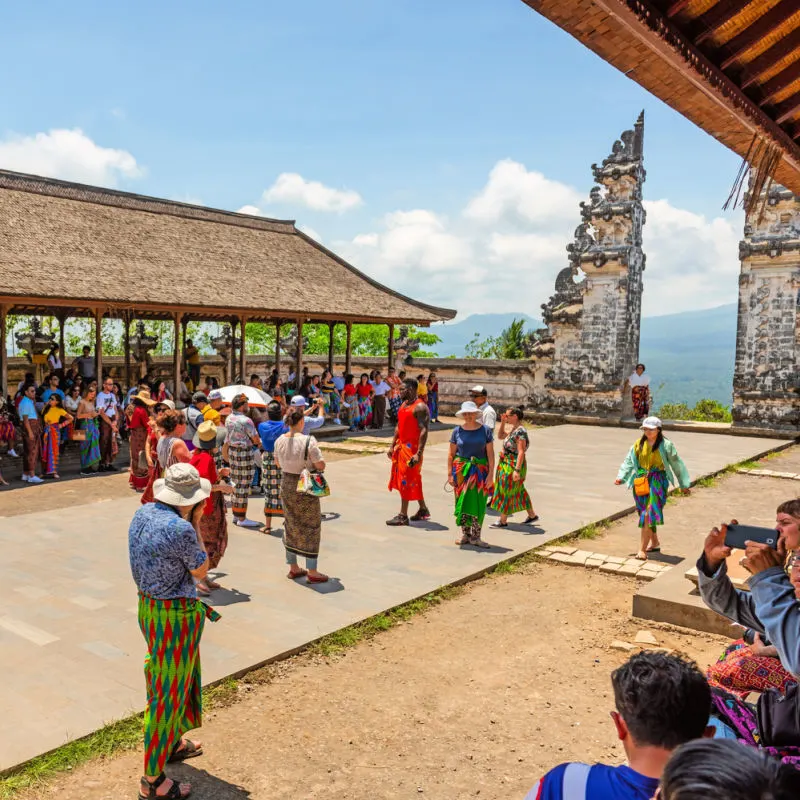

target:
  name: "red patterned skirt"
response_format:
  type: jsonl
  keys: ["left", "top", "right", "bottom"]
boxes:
{"left": 706, "top": 640, "right": 794, "bottom": 699}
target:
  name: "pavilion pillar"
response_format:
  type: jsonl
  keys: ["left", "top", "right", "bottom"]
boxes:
{"left": 0, "top": 305, "right": 8, "bottom": 399}
{"left": 181, "top": 316, "right": 189, "bottom": 384}
{"left": 94, "top": 308, "right": 103, "bottom": 381}
{"left": 274, "top": 321, "right": 282, "bottom": 378}
{"left": 387, "top": 323, "right": 394, "bottom": 373}
{"left": 229, "top": 319, "right": 237, "bottom": 385}
{"left": 172, "top": 312, "right": 183, "bottom": 399}
{"left": 345, "top": 322, "right": 352, "bottom": 377}
{"left": 239, "top": 317, "right": 248, "bottom": 385}
{"left": 327, "top": 322, "right": 335, "bottom": 373}
{"left": 123, "top": 312, "right": 132, "bottom": 390}
{"left": 56, "top": 310, "right": 66, "bottom": 374}
{"left": 295, "top": 321, "right": 304, "bottom": 386}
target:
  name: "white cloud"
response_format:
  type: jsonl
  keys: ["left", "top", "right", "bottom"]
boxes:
{"left": 262, "top": 172, "right": 363, "bottom": 213}
{"left": 237, "top": 204, "right": 262, "bottom": 216}
{"left": 0, "top": 128, "right": 141, "bottom": 186}
{"left": 297, "top": 224, "right": 322, "bottom": 241}
{"left": 337, "top": 159, "right": 741, "bottom": 318}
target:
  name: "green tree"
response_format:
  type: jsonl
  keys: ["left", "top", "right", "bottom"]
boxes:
{"left": 464, "top": 332, "right": 499, "bottom": 359}
{"left": 496, "top": 318, "right": 528, "bottom": 359}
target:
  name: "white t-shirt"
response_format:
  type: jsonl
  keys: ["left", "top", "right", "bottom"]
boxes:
{"left": 372, "top": 380, "right": 391, "bottom": 397}
{"left": 628, "top": 372, "right": 650, "bottom": 387}
{"left": 480, "top": 402, "right": 497, "bottom": 431}
{"left": 95, "top": 391, "right": 119, "bottom": 419}
{"left": 48, "top": 355, "right": 63, "bottom": 370}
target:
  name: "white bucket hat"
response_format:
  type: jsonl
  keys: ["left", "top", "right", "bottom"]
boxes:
{"left": 153, "top": 463, "right": 211, "bottom": 507}
{"left": 456, "top": 400, "right": 480, "bottom": 417}
{"left": 641, "top": 416, "right": 663, "bottom": 430}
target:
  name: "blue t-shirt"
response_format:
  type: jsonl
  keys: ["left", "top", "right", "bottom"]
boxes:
{"left": 128, "top": 502, "right": 207, "bottom": 599}
{"left": 41, "top": 388, "right": 65, "bottom": 403}
{"left": 18, "top": 396, "right": 37, "bottom": 421}
{"left": 450, "top": 424, "right": 493, "bottom": 460}
{"left": 526, "top": 763, "right": 660, "bottom": 800}
{"left": 258, "top": 420, "right": 289, "bottom": 453}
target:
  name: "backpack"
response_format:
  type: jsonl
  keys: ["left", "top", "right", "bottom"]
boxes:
{"left": 184, "top": 405, "right": 204, "bottom": 441}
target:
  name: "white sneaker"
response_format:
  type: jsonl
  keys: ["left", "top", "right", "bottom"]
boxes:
{"left": 20, "top": 474, "right": 29, "bottom": 482}
{"left": 334, "top": 418, "right": 341, "bottom": 425}
{"left": 235, "top": 518, "right": 261, "bottom": 528}
{"left": 8, "top": 449, "right": 18, "bottom": 457}
{"left": 27, "top": 476, "right": 44, "bottom": 485}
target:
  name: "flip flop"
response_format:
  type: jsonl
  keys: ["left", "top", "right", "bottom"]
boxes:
{"left": 489, "top": 521, "right": 508, "bottom": 528}
{"left": 307, "top": 573, "right": 329, "bottom": 584}
{"left": 168, "top": 739, "right": 203, "bottom": 763}
{"left": 647, "top": 547, "right": 661, "bottom": 553}
{"left": 287, "top": 569, "right": 308, "bottom": 580}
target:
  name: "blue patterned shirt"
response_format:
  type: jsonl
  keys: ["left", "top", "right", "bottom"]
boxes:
{"left": 128, "top": 502, "right": 206, "bottom": 599}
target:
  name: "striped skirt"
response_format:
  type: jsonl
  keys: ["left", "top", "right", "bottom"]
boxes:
{"left": 261, "top": 451, "right": 283, "bottom": 517}
{"left": 229, "top": 446, "right": 255, "bottom": 518}
{"left": 137, "top": 594, "right": 219, "bottom": 776}
{"left": 41, "top": 423, "right": 61, "bottom": 475}
{"left": 490, "top": 450, "right": 531, "bottom": 516}
{"left": 634, "top": 469, "right": 669, "bottom": 529}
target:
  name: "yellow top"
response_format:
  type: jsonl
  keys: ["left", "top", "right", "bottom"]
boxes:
{"left": 44, "top": 407, "right": 68, "bottom": 425}
{"left": 185, "top": 346, "right": 200, "bottom": 365}
{"left": 417, "top": 382, "right": 428, "bottom": 397}
{"left": 202, "top": 406, "right": 221, "bottom": 426}
{"left": 635, "top": 439, "right": 664, "bottom": 472}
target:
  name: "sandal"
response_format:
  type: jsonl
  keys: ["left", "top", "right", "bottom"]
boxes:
{"left": 455, "top": 536, "right": 470, "bottom": 545}
{"left": 410, "top": 509, "right": 431, "bottom": 522}
{"left": 647, "top": 546, "right": 661, "bottom": 553}
{"left": 168, "top": 738, "right": 203, "bottom": 763}
{"left": 139, "top": 773, "right": 191, "bottom": 799}
{"left": 287, "top": 569, "right": 308, "bottom": 580}
{"left": 523, "top": 515, "right": 539, "bottom": 524}
{"left": 307, "top": 573, "right": 329, "bottom": 584}
{"left": 490, "top": 521, "right": 508, "bottom": 528}
{"left": 386, "top": 514, "right": 410, "bottom": 527}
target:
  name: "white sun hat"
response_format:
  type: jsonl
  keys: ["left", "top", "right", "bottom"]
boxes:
{"left": 455, "top": 400, "right": 481, "bottom": 417}
{"left": 153, "top": 463, "right": 211, "bottom": 507}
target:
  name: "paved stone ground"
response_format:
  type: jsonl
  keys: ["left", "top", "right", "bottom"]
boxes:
{"left": 0, "top": 425, "right": 787, "bottom": 770}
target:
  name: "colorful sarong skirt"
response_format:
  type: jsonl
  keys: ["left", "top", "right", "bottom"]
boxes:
{"left": 707, "top": 640, "right": 795, "bottom": 698}
{"left": 634, "top": 468, "right": 668, "bottom": 529}
{"left": 0, "top": 420, "right": 15, "bottom": 446}
{"left": 261, "top": 451, "right": 283, "bottom": 517}
{"left": 631, "top": 386, "right": 649, "bottom": 420}
{"left": 137, "top": 593, "right": 219, "bottom": 775}
{"left": 490, "top": 450, "right": 531, "bottom": 516}
{"left": 452, "top": 456, "right": 490, "bottom": 528}
{"left": 128, "top": 426, "right": 150, "bottom": 491}
{"left": 388, "top": 440, "right": 423, "bottom": 501}
{"left": 281, "top": 471, "right": 321, "bottom": 558}
{"left": 41, "top": 423, "right": 61, "bottom": 475}
{"left": 80, "top": 418, "right": 101, "bottom": 471}
{"left": 354, "top": 397, "right": 372, "bottom": 429}
{"left": 229, "top": 446, "right": 255, "bottom": 519}
{"left": 199, "top": 492, "right": 228, "bottom": 569}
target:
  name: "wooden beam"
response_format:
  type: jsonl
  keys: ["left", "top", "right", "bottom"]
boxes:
{"left": 387, "top": 323, "right": 394, "bottom": 373}
{"left": 327, "top": 322, "right": 335, "bottom": 373}
{"left": 740, "top": 28, "right": 800, "bottom": 89}
{"left": 123, "top": 312, "right": 132, "bottom": 391}
{"left": 695, "top": 0, "right": 752, "bottom": 47}
{"left": 229, "top": 318, "right": 237, "bottom": 385}
{"left": 775, "top": 89, "right": 800, "bottom": 124}
{"left": 720, "top": 0, "right": 799, "bottom": 70}
{"left": 759, "top": 59, "right": 800, "bottom": 106}
{"left": 295, "top": 320, "right": 304, "bottom": 390}
{"left": 345, "top": 322, "right": 352, "bottom": 377}
{"left": 789, "top": 119, "right": 800, "bottom": 140}
{"left": 0, "top": 304, "right": 8, "bottom": 399}
{"left": 666, "top": 0, "right": 691, "bottom": 18}
{"left": 239, "top": 316, "right": 248, "bottom": 386}
{"left": 274, "top": 320, "right": 282, "bottom": 379}
{"left": 94, "top": 309, "right": 103, "bottom": 382}
{"left": 56, "top": 310, "right": 66, "bottom": 375}
{"left": 172, "top": 312, "right": 183, "bottom": 403}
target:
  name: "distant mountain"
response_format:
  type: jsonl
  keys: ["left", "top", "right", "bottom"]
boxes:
{"left": 431, "top": 313, "right": 542, "bottom": 357}
{"left": 433, "top": 304, "right": 737, "bottom": 408}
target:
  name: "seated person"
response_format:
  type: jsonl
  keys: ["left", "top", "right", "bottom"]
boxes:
{"left": 526, "top": 652, "right": 713, "bottom": 799}
{"left": 697, "top": 499, "right": 800, "bottom": 680}
{"left": 706, "top": 556, "right": 800, "bottom": 698}
{"left": 657, "top": 738, "right": 800, "bottom": 800}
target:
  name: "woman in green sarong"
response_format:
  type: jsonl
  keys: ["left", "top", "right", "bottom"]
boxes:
{"left": 448, "top": 401, "right": 495, "bottom": 548}
{"left": 76, "top": 386, "right": 101, "bottom": 475}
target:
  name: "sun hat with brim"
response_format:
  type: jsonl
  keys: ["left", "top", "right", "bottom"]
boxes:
{"left": 290, "top": 395, "right": 309, "bottom": 407}
{"left": 456, "top": 401, "right": 481, "bottom": 417}
{"left": 641, "top": 416, "right": 663, "bottom": 430}
{"left": 153, "top": 463, "right": 211, "bottom": 507}
{"left": 157, "top": 399, "right": 176, "bottom": 411}
{"left": 193, "top": 420, "right": 219, "bottom": 450}
{"left": 132, "top": 389, "right": 156, "bottom": 406}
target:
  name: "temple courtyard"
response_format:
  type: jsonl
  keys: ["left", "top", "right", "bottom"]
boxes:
{"left": 0, "top": 423, "right": 791, "bottom": 784}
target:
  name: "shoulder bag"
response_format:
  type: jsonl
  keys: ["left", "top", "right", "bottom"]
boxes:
{"left": 297, "top": 436, "right": 330, "bottom": 498}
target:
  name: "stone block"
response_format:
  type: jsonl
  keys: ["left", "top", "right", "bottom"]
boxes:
{"left": 617, "top": 563, "right": 641, "bottom": 576}
{"left": 572, "top": 550, "right": 595, "bottom": 560}
{"left": 585, "top": 558, "right": 605, "bottom": 570}
{"left": 551, "top": 546, "right": 577, "bottom": 555}
{"left": 636, "top": 571, "right": 656, "bottom": 582}
{"left": 604, "top": 556, "right": 625, "bottom": 564}
{"left": 610, "top": 640, "right": 636, "bottom": 652}
{"left": 635, "top": 630, "right": 659, "bottom": 645}
{"left": 684, "top": 567, "right": 699, "bottom": 586}
{"left": 566, "top": 552, "right": 589, "bottom": 566}
{"left": 548, "top": 553, "right": 573, "bottom": 564}
{"left": 599, "top": 562, "right": 622, "bottom": 574}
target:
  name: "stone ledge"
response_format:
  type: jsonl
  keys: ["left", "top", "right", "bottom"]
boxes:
{"left": 539, "top": 546, "right": 671, "bottom": 581}
{"left": 735, "top": 468, "right": 800, "bottom": 481}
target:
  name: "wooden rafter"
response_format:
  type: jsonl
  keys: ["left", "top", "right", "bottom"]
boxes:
{"left": 758, "top": 58, "right": 800, "bottom": 105}
{"left": 789, "top": 119, "right": 800, "bottom": 140}
{"left": 720, "top": 0, "right": 800, "bottom": 70}
{"left": 695, "top": 0, "right": 753, "bottom": 47}
{"left": 774, "top": 88, "right": 800, "bottom": 124}
{"left": 665, "top": 0, "right": 691, "bottom": 18}
{"left": 740, "top": 28, "right": 800, "bottom": 89}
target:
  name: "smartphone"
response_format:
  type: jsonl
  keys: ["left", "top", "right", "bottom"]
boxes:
{"left": 724, "top": 524, "right": 779, "bottom": 550}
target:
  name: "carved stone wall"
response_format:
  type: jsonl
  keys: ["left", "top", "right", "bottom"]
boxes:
{"left": 532, "top": 112, "right": 646, "bottom": 417}
{"left": 732, "top": 184, "right": 800, "bottom": 431}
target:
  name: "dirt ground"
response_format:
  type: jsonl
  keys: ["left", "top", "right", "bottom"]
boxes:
{"left": 19, "top": 562, "right": 727, "bottom": 800}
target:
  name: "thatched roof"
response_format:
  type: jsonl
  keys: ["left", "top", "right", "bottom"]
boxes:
{"left": 0, "top": 169, "right": 455, "bottom": 325}
{"left": 523, "top": 0, "right": 800, "bottom": 195}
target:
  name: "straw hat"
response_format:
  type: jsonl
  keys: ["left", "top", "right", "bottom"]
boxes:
{"left": 455, "top": 400, "right": 480, "bottom": 417}
{"left": 132, "top": 388, "right": 156, "bottom": 406}
{"left": 193, "top": 420, "right": 224, "bottom": 451}
{"left": 153, "top": 463, "right": 211, "bottom": 507}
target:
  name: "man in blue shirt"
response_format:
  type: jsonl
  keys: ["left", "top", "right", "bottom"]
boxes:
{"left": 40, "top": 373, "right": 65, "bottom": 403}
{"left": 526, "top": 652, "right": 714, "bottom": 799}
{"left": 289, "top": 395, "right": 326, "bottom": 434}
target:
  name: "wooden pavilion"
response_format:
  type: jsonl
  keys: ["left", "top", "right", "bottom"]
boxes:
{"left": 0, "top": 169, "right": 455, "bottom": 396}
{"left": 523, "top": 0, "right": 800, "bottom": 194}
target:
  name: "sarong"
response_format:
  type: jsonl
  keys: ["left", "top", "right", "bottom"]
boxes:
{"left": 198, "top": 492, "right": 228, "bottom": 569}
{"left": 99, "top": 417, "right": 114, "bottom": 464}
{"left": 80, "top": 418, "right": 101, "bottom": 471}
{"left": 138, "top": 593, "right": 220, "bottom": 775}
{"left": 354, "top": 397, "right": 372, "bottom": 429}
{"left": 710, "top": 687, "right": 800, "bottom": 767}
{"left": 631, "top": 385, "right": 649, "bottom": 420}
{"left": 388, "top": 395, "right": 402, "bottom": 421}
{"left": 490, "top": 450, "right": 531, "bottom": 515}
{"left": 229, "top": 446, "right": 255, "bottom": 519}
{"left": 22, "top": 419, "right": 42, "bottom": 473}
{"left": 281, "top": 471, "right": 321, "bottom": 558}
{"left": 261, "top": 451, "right": 283, "bottom": 517}
{"left": 707, "top": 640, "right": 795, "bottom": 698}
{"left": 128, "top": 426, "right": 149, "bottom": 491}
{"left": 633, "top": 468, "right": 668, "bottom": 529}
{"left": 452, "top": 456, "right": 490, "bottom": 528}
{"left": 41, "top": 423, "right": 60, "bottom": 475}
{"left": 388, "top": 441, "right": 423, "bottom": 501}
{"left": 0, "top": 420, "right": 15, "bottom": 446}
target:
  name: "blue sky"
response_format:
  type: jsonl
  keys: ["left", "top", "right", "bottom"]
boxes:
{"left": 0, "top": 0, "right": 744, "bottom": 318}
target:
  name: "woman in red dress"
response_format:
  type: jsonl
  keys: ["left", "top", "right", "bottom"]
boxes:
{"left": 354, "top": 373, "right": 374, "bottom": 430}
{"left": 127, "top": 389, "right": 155, "bottom": 491}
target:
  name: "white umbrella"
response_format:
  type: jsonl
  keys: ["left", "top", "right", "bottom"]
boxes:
{"left": 218, "top": 384, "right": 272, "bottom": 408}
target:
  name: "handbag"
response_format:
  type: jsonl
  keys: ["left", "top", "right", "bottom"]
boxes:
{"left": 137, "top": 451, "right": 148, "bottom": 472}
{"left": 756, "top": 681, "right": 800, "bottom": 747}
{"left": 70, "top": 429, "right": 86, "bottom": 441}
{"left": 297, "top": 437, "right": 330, "bottom": 498}
{"left": 633, "top": 474, "right": 650, "bottom": 496}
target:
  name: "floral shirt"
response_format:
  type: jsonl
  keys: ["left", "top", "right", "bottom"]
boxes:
{"left": 225, "top": 410, "right": 257, "bottom": 449}
{"left": 128, "top": 502, "right": 206, "bottom": 599}
{"left": 502, "top": 426, "right": 529, "bottom": 458}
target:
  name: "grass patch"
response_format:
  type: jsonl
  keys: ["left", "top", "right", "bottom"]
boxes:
{"left": 736, "top": 460, "right": 761, "bottom": 471}
{"left": 695, "top": 475, "right": 717, "bottom": 489}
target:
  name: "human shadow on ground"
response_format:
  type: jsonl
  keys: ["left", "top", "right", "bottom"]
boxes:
{"left": 170, "top": 764, "right": 251, "bottom": 799}
{"left": 491, "top": 523, "right": 545, "bottom": 535}
{"left": 626, "top": 552, "right": 684, "bottom": 566}
{"left": 457, "top": 543, "right": 513, "bottom": 554}
{"left": 206, "top": 586, "right": 252, "bottom": 606}
{"left": 413, "top": 520, "right": 449, "bottom": 532}
{"left": 302, "top": 576, "right": 345, "bottom": 594}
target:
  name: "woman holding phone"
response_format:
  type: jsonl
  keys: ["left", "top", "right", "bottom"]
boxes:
{"left": 615, "top": 416, "right": 690, "bottom": 561}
